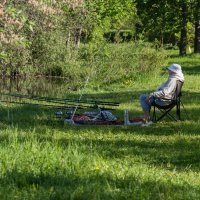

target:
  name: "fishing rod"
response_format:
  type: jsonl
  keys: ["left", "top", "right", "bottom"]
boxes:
{"left": 0, "top": 100, "right": 116, "bottom": 111}
{"left": 0, "top": 100, "right": 81, "bottom": 109}
{"left": 0, "top": 92, "right": 120, "bottom": 106}
{"left": 0, "top": 93, "right": 85, "bottom": 108}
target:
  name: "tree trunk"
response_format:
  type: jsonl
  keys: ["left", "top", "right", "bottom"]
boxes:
{"left": 160, "top": 31, "right": 164, "bottom": 48}
{"left": 179, "top": 2, "right": 187, "bottom": 56}
{"left": 74, "top": 27, "right": 82, "bottom": 48}
{"left": 194, "top": 20, "right": 200, "bottom": 53}
{"left": 194, "top": 0, "right": 200, "bottom": 53}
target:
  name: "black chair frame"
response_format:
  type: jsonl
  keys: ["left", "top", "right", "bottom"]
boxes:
{"left": 152, "top": 81, "right": 184, "bottom": 122}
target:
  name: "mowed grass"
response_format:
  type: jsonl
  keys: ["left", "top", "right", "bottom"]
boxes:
{"left": 0, "top": 50, "right": 200, "bottom": 199}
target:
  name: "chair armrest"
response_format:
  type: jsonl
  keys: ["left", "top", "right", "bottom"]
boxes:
{"left": 152, "top": 96, "right": 174, "bottom": 101}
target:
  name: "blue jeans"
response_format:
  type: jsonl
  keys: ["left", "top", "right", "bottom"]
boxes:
{"left": 140, "top": 94, "right": 152, "bottom": 112}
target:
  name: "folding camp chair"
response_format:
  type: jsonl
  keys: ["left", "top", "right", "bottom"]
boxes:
{"left": 151, "top": 80, "right": 184, "bottom": 122}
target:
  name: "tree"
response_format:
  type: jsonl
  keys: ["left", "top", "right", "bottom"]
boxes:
{"left": 135, "top": 0, "right": 199, "bottom": 56}
{"left": 193, "top": 0, "right": 200, "bottom": 53}
{"left": 179, "top": 0, "right": 188, "bottom": 56}
{"left": 83, "top": 0, "right": 137, "bottom": 43}
{"left": 135, "top": 0, "right": 181, "bottom": 46}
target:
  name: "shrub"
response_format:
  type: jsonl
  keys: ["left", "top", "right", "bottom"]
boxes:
{"left": 78, "top": 41, "right": 168, "bottom": 88}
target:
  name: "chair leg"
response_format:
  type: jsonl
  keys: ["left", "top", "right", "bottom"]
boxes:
{"left": 176, "top": 102, "right": 180, "bottom": 120}
{"left": 152, "top": 105, "right": 156, "bottom": 122}
{"left": 156, "top": 107, "right": 177, "bottom": 122}
{"left": 152, "top": 101, "right": 183, "bottom": 122}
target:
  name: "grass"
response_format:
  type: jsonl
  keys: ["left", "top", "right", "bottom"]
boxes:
{"left": 0, "top": 50, "right": 200, "bottom": 199}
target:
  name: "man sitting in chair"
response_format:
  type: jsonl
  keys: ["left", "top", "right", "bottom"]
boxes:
{"left": 140, "top": 63, "right": 185, "bottom": 123}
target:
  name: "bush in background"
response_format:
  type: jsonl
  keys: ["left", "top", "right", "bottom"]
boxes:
{"left": 76, "top": 41, "right": 167, "bottom": 89}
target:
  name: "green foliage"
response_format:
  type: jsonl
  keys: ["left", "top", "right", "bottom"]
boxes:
{"left": 104, "top": 30, "right": 134, "bottom": 43}
{"left": 0, "top": 52, "right": 7, "bottom": 60}
{"left": 0, "top": 2, "right": 33, "bottom": 76}
{"left": 175, "top": 22, "right": 195, "bottom": 47}
{"left": 78, "top": 42, "right": 167, "bottom": 88}
{"left": 30, "top": 30, "right": 68, "bottom": 76}
{"left": 83, "top": 0, "right": 137, "bottom": 41}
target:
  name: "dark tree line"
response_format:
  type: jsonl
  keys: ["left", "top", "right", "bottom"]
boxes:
{"left": 135, "top": 0, "right": 200, "bottom": 55}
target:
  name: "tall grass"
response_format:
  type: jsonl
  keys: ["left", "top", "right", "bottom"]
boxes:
{"left": 63, "top": 42, "right": 167, "bottom": 89}
{"left": 0, "top": 49, "right": 200, "bottom": 199}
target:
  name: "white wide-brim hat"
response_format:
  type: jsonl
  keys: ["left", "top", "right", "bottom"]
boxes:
{"left": 168, "top": 64, "right": 182, "bottom": 73}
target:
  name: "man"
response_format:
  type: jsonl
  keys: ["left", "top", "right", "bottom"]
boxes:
{"left": 139, "top": 63, "right": 184, "bottom": 123}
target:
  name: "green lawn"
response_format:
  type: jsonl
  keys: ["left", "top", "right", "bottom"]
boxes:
{"left": 0, "top": 50, "right": 200, "bottom": 200}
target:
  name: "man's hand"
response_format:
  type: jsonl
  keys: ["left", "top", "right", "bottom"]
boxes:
{"left": 145, "top": 95, "right": 153, "bottom": 104}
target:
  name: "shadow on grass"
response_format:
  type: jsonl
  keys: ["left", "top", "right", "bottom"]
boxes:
{"left": 0, "top": 168, "right": 200, "bottom": 199}
{"left": 0, "top": 121, "right": 200, "bottom": 173}
{"left": 40, "top": 118, "right": 199, "bottom": 170}
{"left": 182, "top": 65, "right": 200, "bottom": 75}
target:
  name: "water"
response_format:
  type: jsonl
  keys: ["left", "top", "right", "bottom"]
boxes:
{"left": 0, "top": 76, "right": 79, "bottom": 98}
{"left": 0, "top": 76, "right": 90, "bottom": 112}
{"left": 0, "top": 76, "right": 119, "bottom": 116}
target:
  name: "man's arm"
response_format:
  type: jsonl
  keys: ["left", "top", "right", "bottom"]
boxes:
{"left": 150, "top": 78, "right": 177, "bottom": 98}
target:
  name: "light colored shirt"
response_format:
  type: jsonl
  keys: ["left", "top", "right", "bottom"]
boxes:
{"left": 150, "top": 77, "right": 178, "bottom": 100}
